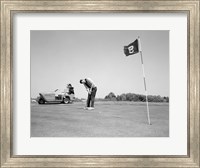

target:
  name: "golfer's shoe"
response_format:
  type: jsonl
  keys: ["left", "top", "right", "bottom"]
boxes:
{"left": 87, "top": 107, "right": 94, "bottom": 110}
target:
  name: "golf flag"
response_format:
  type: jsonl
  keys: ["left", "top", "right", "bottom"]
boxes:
{"left": 124, "top": 39, "right": 139, "bottom": 56}
{"left": 124, "top": 37, "right": 151, "bottom": 125}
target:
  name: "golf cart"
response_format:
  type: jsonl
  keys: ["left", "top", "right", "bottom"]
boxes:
{"left": 37, "top": 89, "right": 75, "bottom": 104}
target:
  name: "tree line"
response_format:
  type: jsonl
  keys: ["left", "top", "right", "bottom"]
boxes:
{"left": 104, "top": 92, "right": 169, "bottom": 102}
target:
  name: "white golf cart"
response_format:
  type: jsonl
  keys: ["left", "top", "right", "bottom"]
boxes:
{"left": 36, "top": 89, "right": 75, "bottom": 104}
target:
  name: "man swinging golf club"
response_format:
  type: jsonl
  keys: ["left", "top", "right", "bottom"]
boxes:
{"left": 80, "top": 78, "right": 97, "bottom": 110}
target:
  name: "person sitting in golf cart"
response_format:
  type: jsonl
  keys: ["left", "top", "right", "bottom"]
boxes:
{"left": 65, "top": 84, "right": 75, "bottom": 103}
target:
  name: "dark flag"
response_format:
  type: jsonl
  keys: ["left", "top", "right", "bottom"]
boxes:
{"left": 124, "top": 39, "right": 139, "bottom": 56}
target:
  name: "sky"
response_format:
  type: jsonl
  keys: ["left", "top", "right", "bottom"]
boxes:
{"left": 31, "top": 30, "right": 169, "bottom": 99}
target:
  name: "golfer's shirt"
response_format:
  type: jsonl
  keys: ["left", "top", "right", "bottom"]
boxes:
{"left": 84, "top": 78, "right": 96, "bottom": 89}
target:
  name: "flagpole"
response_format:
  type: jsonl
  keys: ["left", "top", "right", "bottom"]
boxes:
{"left": 138, "top": 37, "right": 151, "bottom": 125}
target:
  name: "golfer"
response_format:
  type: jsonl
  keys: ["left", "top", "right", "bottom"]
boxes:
{"left": 80, "top": 78, "right": 97, "bottom": 110}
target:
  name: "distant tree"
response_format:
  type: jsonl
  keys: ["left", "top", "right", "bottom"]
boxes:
{"left": 104, "top": 92, "right": 169, "bottom": 103}
{"left": 131, "top": 93, "right": 140, "bottom": 101}
{"left": 138, "top": 94, "right": 146, "bottom": 102}
{"left": 120, "top": 94, "right": 126, "bottom": 101}
{"left": 126, "top": 93, "right": 134, "bottom": 101}
{"left": 105, "top": 92, "right": 117, "bottom": 101}
{"left": 147, "top": 95, "right": 154, "bottom": 102}
{"left": 163, "top": 96, "right": 169, "bottom": 102}
{"left": 154, "top": 95, "right": 164, "bottom": 102}
{"left": 116, "top": 95, "right": 121, "bottom": 101}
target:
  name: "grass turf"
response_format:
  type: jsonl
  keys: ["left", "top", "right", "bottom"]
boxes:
{"left": 31, "top": 101, "right": 169, "bottom": 137}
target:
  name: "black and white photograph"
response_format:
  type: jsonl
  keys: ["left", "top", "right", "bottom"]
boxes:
{"left": 2, "top": 0, "right": 199, "bottom": 166}
{"left": 31, "top": 30, "right": 169, "bottom": 137}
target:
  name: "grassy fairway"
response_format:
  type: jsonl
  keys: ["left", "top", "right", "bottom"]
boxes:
{"left": 31, "top": 101, "right": 169, "bottom": 137}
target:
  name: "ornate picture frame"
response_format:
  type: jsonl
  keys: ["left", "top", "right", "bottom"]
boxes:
{"left": 1, "top": 0, "right": 199, "bottom": 167}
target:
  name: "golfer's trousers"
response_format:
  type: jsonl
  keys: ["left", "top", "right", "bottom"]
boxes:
{"left": 87, "top": 87, "right": 97, "bottom": 107}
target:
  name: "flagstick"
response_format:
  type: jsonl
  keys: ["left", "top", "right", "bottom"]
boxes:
{"left": 138, "top": 37, "right": 151, "bottom": 125}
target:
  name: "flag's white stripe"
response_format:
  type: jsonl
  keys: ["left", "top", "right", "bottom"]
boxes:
{"left": 138, "top": 38, "right": 151, "bottom": 125}
{"left": 143, "top": 77, "right": 147, "bottom": 91}
{"left": 145, "top": 90, "right": 151, "bottom": 125}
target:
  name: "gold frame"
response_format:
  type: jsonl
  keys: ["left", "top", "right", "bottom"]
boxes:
{"left": 1, "top": 0, "right": 199, "bottom": 167}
